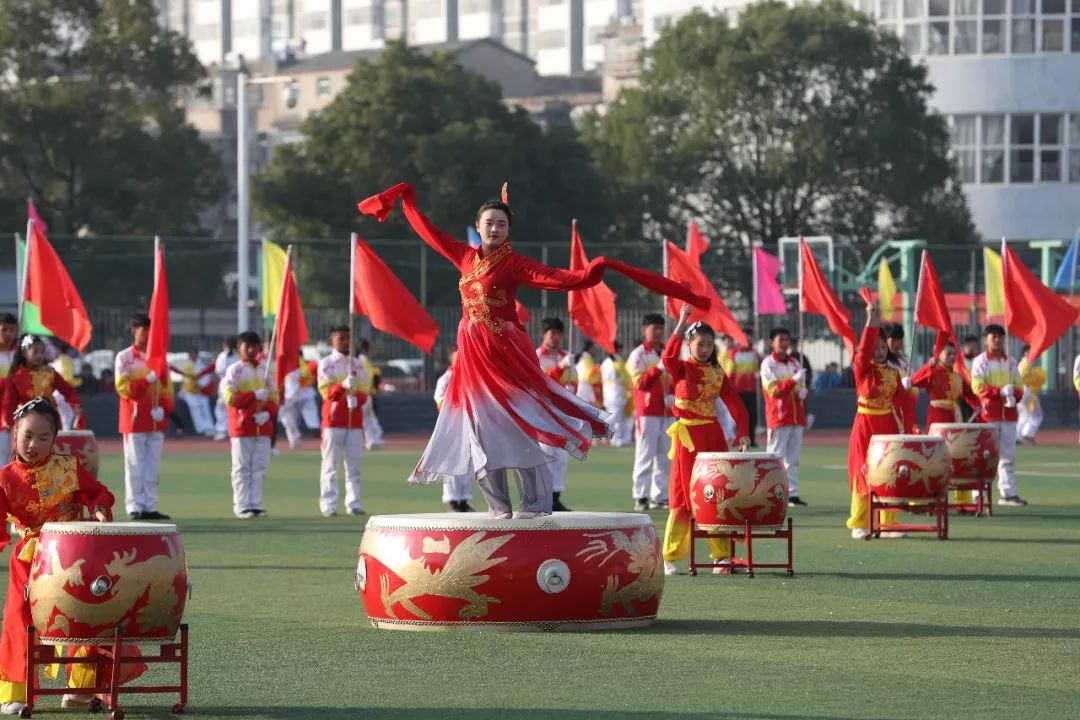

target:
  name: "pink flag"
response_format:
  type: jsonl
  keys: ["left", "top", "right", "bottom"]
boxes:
{"left": 27, "top": 198, "right": 48, "bottom": 234}
{"left": 754, "top": 247, "right": 786, "bottom": 314}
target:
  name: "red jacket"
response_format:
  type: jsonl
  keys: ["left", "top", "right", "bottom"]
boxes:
{"left": 730, "top": 347, "right": 760, "bottom": 394}
{"left": 317, "top": 351, "right": 369, "bottom": 429}
{"left": 663, "top": 332, "right": 749, "bottom": 437}
{"left": 626, "top": 342, "right": 667, "bottom": 418}
{"left": 4, "top": 366, "right": 84, "bottom": 430}
{"left": 115, "top": 346, "right": 175, "bottom": 434}
{"left": 221, "top": 359, "right": 279, "bottom": 437}
{"left": 760, "top": 352, "right": 806, "bottom": 428}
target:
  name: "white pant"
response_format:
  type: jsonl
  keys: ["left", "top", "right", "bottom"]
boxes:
{"left": 767, "top": 425, "right": 804, "bottom": 496}
{"left": 363, "top": 397, "right": 384, "bottom": 449}
{"left": 214, "top": 397, "right": 228, "bottom": 436}
{"left": 991, "top": 421, "right": 1018, "bottom": 498}
{"left": 632, "top": 415, "right": 670, "bottom": 502}
{"left": 320, "top": 427, "right": 364, "bottom": 514}
{"left": 181, "top": 391, "right": 214, "bottom": 435}
{"left": 54, "top": 392, "right": 75, "bottom": 431}
{"left": 1017, "top": 394, "right": 1043, "bottom": 439}
{"left": 605, "top": 403, "right": 633, "bottom": 447}
{"left": 539, "top": 443, "right": 568, "bottom": 492}
{"left": 280, "top": 398, "right": 305, "bottom": 448}
{"left": 442, "top": 474, "right": 473, "bottom": 503}
{"left": 123, "top": 432, "right": 164, "bottom": 515}
{"left": 231, "top": 437, "right": 270, "bottom": 515}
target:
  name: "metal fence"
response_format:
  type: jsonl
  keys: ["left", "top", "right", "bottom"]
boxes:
{"left": 3, "top": 233, "right": 1077, "bottom": 390}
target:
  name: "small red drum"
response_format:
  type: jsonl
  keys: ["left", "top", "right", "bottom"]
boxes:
{"left": 927, "top": 422, "right": 999, "bottom": 483}
{"left": 356, "top": 512, "right": 663, "bottom": 631}
{"left": 29, "top": 522, "right": 188, "bottom": 645}
{"left": 866, "top": 434, "right": 951, "bottom": 500}
{"left": 690, "top": 452, "right": 788, "bottom": 532}
{"left": 54, "top": 430, "right": 99, "bottom": 479}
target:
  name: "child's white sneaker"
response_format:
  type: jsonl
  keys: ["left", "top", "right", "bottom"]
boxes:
{"left": 61, "top": 694, "right": 93, "bottom": 709}
{"left": 0, "top": 701, "right": 24, "bottom": 715}
{"left": 663, "top": 561, "right": 678, "bottom": 576}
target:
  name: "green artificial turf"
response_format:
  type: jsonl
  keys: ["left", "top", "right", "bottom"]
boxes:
{"left": 7, "top": 443, "right": 1079, "bottom": 719}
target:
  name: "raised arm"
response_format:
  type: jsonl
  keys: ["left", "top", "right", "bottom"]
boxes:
{"left": 853, "top": 298, "right": 880, "bottom": 383}
{"left": 358, "top": 183, "right": 472, "bottom": 271}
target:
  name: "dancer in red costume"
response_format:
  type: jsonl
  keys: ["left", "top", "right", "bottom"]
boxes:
{"left": 911, "top": 331, "right": 978, "bottom": 430}
{"left": 846, "top": 299, "right": 905, "bottom": 539}
{"left": 2, "top": 335, "right": 83, "bottom": 435}
{"left": 358, "top": 183, "right": 708, "bottom": 516}
{"left": 662, "top": 304, "right": 750, "bottom": 575}
{"left": 0, "top": 398, "right": 144, "bottom": 714}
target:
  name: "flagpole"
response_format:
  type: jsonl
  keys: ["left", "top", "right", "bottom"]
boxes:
{"left": 752, "top": 242, "right": 762, "bottom": 446}
{"left": 798, "top": 239, "right": 805, "bottom": 365}
{"left": 152, "top": 236, "right": 162, "bottom": 412}
{"left": 909, "top": 250, "right": 925, "bottom": 366}
{"left": 19, "top": 219, "right": 32, "bottom": 332}
{"left": 568, "top": 220, "right": 577, "bottom": 354}
{"left": 1001, "top": 237, "right": 1011, "bottom": 361}
{"left": 348, "top": 234, "right": 357, "bottom": 432}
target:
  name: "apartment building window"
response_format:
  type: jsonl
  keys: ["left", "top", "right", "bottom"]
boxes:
{"left": 1011, "top": 0, "right": 1036, "bottom": 52}
{"left": 1042, "top": 0, "right": 1067, "bottom": 48}
{"left": 955, "top": 0, "right": 979, "bottom": 51}
{"left": 460, "top": 0, "right": 492, "bottom": 12}
{"left": 1010, "top": 114, "right": 1035, "bottom": 181}
{"left": 1073, "top": 0, "right": 1080, "bottom": 49}
{"left": 928, "top": 0, "right": 951, "bottom": 51}
{"left": 983, "top": 0, "right": 1007, "bottom": 51}
{"left": 304, "top": 12, "right": 328, "bottom": 30}
{"left": 536, "top": 29, "right": 567, "bottom": 49}
{"left": 902, "top": 0, "right": 924, "bottom": 52}
{"left": 952, "top": 115, "right": 978, "bottom": 182}
{"left": 1040, "top": 113, "right": 1064, "bottom": 180}
{"left": 1070, "top": 114, "right": 1080, "bottom": 180}
{"left": 316, "top": 77, "right": 332, "bottom": 97}
{"left": 982, "top": 114, "right": 1006, "bottom": 183}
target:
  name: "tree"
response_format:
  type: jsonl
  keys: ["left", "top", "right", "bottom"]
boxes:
{"left": 0, "top": 0, "right": 224, "bottom": 236}
{"left": 253, "top": 42, "right": 611, "bottom": 308}
{"left": 582, "top": 1, "right": 977, "bottom": 307}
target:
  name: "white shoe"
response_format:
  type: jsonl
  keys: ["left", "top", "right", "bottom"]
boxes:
{"left": 61, "top": 694, "right": 93, "bottom": 709}
{"left": 214, "top": 432, "right": 227, "bottom": 441}
{"left": 0, "top": 702, "right": 24, "bottom": 715}
{"left": 663, "top": 561, "right": 678, "bottom": 576}
{"left": 514, "top": 511, "right": 539, "bottom": 519}
{"left": 880, "top": 531, "right": 908, "bottom": 539}
{"left": 851, "top": 528, "right": 869, "bottom": 540}
{"left": 489, "top": 511, "right": 512, "bottom": 520}
{"left": 712, "top": 559, "right": 733, "bottom": 575}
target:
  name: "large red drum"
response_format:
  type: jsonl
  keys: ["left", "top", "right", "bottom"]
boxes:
{"left": 690, "top": 452, "right": 788, "bottom": 532}
{"left": 54, "top": 430, "right": 99, "bottom": 479}
{"left": 29, "top": 522, "right": 188, "bottom": 645}
{"left": 866, "top": 434, "right": 951, "bottom": 500}
{"left": 927, "top": 422, "right": 999, "bottom": 483}
{"left": 356, "top": 512, "right": 663, "bottom": 631}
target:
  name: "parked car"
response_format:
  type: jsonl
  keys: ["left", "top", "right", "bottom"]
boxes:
{"left": 376, "top": 359, "right": 422, "bottom": 393}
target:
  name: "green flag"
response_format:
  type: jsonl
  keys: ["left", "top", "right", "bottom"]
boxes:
{"left": 16, "top": 237, "right": 52, "bottom": 336}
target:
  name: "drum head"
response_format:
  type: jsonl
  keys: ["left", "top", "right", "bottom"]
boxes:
{"left": 56, "top": 430, "right": 95, "bottom": 438}
{"left": 39, "top": 521, "right": 178, "bottom": 536}
{"left": 871, "top": 434, "right": 944, "bottom": 443}
{"left": 928, "top": 423, "right": 993, "bottom": 432}
{"left": 364, "top": 512, "right": 652, "bottom": 532}
{"left": 695, "top": 451, "right": 781, "bottom": 461}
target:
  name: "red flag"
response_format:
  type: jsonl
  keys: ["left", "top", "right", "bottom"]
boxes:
{"left": 274, "top": 248, "right": 308, "bottom": 395}
{"left": 665, "top": 242, "right": 748, "bottom": 346}
{"left": 145, "top": 238, "right": 170, "bottom": 378}
{"left": 800, "top": 239, "right": 855, "bottom": 356}
{"left": 687, "top": 221, "right": 708, "bottom": 262}
{"left": 24, "top": 222, "right": 92, "bottom": 351}
{"left": 27, "top": 198, "right": 48, "bottom": 234}
{"left": 1003, "top": 241, "right": 1080, "bottom": 362}
{"left": 352, "top": 233, "right": 439, "bottom": 353}
{"left": 568, "top": 220, "right": 617, "bottom": 353}
{"left": 914, "top": 250, "right": 970, "bottom": 379}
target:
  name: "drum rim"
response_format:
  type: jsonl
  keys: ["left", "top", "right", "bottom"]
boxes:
{"left": 363, "top": 511, "right": 653, "bottom": 531}
{"left": 695, "top": 452, "right": 782, "bottom": 461}
{"left": 927, "top": 423, "right": 999, "bottom": 432}
{"left": 38, "top": 521, "right": 179, "bottom": 536}
{"left": 869, "top": 434, "right": 945, "bottom": 442}
{"left": 55, "top": 430, "right": 97, "bottom": 436}
{"left": 365, "top": 616, "right": 658, "bottom": 632}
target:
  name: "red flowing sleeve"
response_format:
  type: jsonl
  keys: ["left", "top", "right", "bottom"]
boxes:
{"left": 358, "top": 183, "right": 472, "bottom": 271}
{"left": 0, "top": 473, "right": 11, "bottom": 553}
{"left": 661, "top": 330, "right": 686, "bottom": 380}
{"left": 853, "top": 326, "right": 879, "bottom": 385}
{"left": 720, "top": 373, "right": 750, "bottom": 441}
{"left": 911, "top": 362, "right": 934, "bottom": 390}
{"left": 75, "top": 462, "right": 114, "bottom": 520}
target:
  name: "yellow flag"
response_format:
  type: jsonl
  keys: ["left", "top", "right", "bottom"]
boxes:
{"left": 984, "top": 247, "right": 1005, "bottom": 316}
{"left": 878, "top": 259, "right": 897, "bottom": 321}
{"left": 262, "top": 240, "right": 288, "bottom": 320}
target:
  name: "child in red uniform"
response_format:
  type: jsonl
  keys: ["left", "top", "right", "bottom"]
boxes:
{"left": 358, "top": 183, "right": 707, "bottom": 514}
{"left": 846, "top": 301, "right": 905, "bottom": 539}
{"left": 0, "top": 398, "right": 136, "bottom": 714}
{"left": 662, "top": 304, "right": 750, "bottom": 576}
{"left": 911, "top": 332, "right": 978, "bottom": 430}
{"left": 2, "top": 335, "right": 83, "bottom": 432}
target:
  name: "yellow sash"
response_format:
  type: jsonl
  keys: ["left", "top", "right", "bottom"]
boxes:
{"left": 666, "top": 418, "right": 712, "bottom": 460}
